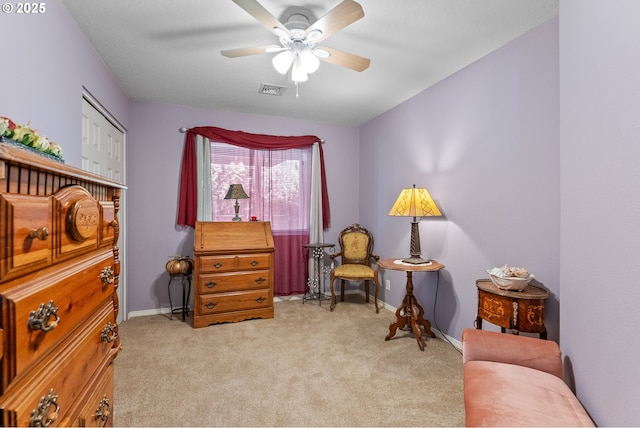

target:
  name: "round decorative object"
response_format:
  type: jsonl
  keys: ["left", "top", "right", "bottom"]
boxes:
{"left": 66, "top": 198, "right": 99, "bottom": 241}
{"left": 166, "top": 256, "right": 193, "bottom": 275}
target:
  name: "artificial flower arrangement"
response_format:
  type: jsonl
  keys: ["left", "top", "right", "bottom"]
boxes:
{"left": 0, "top": 116, "right": 64, "bottom": 160}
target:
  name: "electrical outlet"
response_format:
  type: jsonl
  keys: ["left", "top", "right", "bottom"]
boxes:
{"left": 385, "top": 279, "right": 391, "bottom": 291}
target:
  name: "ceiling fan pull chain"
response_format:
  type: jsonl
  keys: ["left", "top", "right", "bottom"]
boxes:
{"left": 295, "top": 81, "right": 299, "bottom": 99}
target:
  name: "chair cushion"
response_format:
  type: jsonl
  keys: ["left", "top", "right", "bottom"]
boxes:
{"left": 334, "top": 264, "right": 374, "bottom": 279}
{"left": 342, "top": 232, "right": 369, "bottom": 260}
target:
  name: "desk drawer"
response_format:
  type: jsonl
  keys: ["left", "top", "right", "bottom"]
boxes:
{"left": 199, "top": 289, "right": 271, "bottom": 315}
{"left": 198, "top": 270, "right": 270, "bottom": 294}
{"left": 198, "top": 253, "right": 271, "bottom": 273}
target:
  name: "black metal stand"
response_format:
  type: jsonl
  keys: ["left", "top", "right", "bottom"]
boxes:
{"left": 302, "top": 243, "right": 334, "bottom": 306}
{"left": 168, "top": 273, "right": 192, "bottom": 321}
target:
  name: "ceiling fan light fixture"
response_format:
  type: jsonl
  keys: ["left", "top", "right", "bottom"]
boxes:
{"left": 272, "top": 50, "right": 294, "bottom": 74}
{"left": 291, "top": 56, "right": 308, "bottom": 82}
{"left": 300, "top": 50, "right": 320, "bottom": 73}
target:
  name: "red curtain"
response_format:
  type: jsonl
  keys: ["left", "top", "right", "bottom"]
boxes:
{"left": 177, "top": 126, "right": 331, "bottom": 296}
{"left": 178, "top": 126, "right": 330, "bottom": 229}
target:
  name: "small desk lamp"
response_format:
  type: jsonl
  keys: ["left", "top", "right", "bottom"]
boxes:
{"left": 224, "top": 184, "right": 249, "bottom": 222}
{"left": 388, "top": 184, "right": 442, "bottom": 264}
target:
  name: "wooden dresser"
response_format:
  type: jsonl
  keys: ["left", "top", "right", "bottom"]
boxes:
{"left": 0, "top": 144, "right": 124, "bottom": 426}
{"left": 193, "top": 221, "right": 274, "bottom": 328}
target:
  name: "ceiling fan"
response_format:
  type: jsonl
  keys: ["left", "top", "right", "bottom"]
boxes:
{"left": 221, "top": 0, "right": 371, "bottom": 85}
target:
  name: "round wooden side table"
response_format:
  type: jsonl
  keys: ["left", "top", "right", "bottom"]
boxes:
{"left": 377, "top": 258, "right": 445, "bottom": 351}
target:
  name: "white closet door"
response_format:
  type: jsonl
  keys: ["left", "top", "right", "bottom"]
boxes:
{"left": 81, "top": 96, "right": 127, "bottom": 322}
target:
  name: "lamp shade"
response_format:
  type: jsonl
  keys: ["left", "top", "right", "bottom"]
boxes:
{"left": 224, "top": 184, "right": 249, "bottom": 200}
{"left": 388, "top": 184, "right": 441, "bottom": 218}
{"left": 388, "top": 184, "right": 441, "bottom": 264}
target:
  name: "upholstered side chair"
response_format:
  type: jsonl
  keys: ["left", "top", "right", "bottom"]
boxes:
{"left": 329, "top": 223, "right": 380, "bottom": 313}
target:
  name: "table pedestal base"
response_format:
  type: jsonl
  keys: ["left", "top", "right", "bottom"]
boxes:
{"left": 385, "top": 271, "right": 435, "bottom": 351}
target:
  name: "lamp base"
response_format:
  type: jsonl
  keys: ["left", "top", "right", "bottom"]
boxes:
{"left": 231, "top": 216, "right": 242, "bottom": 222}
{"left": 402, "top": 256, "right": 430, "bottom": 265}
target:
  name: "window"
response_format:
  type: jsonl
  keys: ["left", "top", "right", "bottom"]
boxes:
{"left": 210, "top": 142, "right": 312, "bottom": 232}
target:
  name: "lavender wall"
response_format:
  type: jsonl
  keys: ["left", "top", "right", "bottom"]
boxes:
{"left": 360, "top": 19, "right": 560, "bottom": 342}
{"left": 560, "top": 1, "right": 640, "bottom": 425}
{"left": 0, "top": 0, "right": 129, "bottom": 166}
{"left": 126, "top": 101, "right": 360, "bottom": 313}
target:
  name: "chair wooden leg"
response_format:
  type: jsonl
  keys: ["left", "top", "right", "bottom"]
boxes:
{"left": 340, "top": 280, "right": 346, "bottom": 302}
{"left": 374, "top": 276, "right": 380, "bottom": 313}
{"left": 365, "top": 280, "right": 370, "bottom": 302}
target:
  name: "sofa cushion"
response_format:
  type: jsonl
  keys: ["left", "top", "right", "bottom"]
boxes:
{"left": 464, "top": 360, "right": 594, "bottom": 427}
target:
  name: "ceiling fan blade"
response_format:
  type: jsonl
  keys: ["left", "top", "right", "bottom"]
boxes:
{"left": 221, "top": 45, "right": 281, "bottom": 58}
{"left": 232, "top": 0, "right": 288, "bottom": 37}
{"left": 305, "top": 0, "right": 364, "bottom": 43}
{"left": 318, "top": 47, "right": 370, "bottom": 72}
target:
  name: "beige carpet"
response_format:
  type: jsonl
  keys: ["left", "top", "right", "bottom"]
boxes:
{"left": 114, "top": 296, "right": 464, "bottom": 427}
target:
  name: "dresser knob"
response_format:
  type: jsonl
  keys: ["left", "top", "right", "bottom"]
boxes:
{"left": 28, "top": 301, "right": 60, "bottom": 333}
{"left": 205, "top": 281, "right": 217, "bottom": 288}
{"left": 255, "top": 277, "right": 266, "bottom": 284}
{"left": 205, "top": 302, "right": 217, "bottom": 309}
{"left": 29, "top": 227, "right": 49, "bottom": 241}
{"left": 100, "top": 322, "right": 116, "bottom": 343}
{"left": 250, "top": 260, "right": 259, "bottom": 266}
{"left": 99, "top": 266, "right": 115, "bottom": 285}
{"left": 256, "top": 297, "right": 266, "bottom": 303}
{"left": 213, "top": 262, "right": 223, "bottom": 268}
{"left": 29, "top": 388, "right": 59, "bottom": 427}
{"left": 95, "top": 395, "right": 111, "bottom": 422}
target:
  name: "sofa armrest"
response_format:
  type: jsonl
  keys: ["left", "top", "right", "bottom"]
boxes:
{"left": 462, "top": 328, "right": 564, "bottom": 379}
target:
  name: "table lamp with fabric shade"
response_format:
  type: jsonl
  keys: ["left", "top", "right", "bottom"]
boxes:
{"left": 388, "top": 184, "right": 442, "bottom": 264}
{"left": 224, "top": 184, "right": 249, "bottom": 221}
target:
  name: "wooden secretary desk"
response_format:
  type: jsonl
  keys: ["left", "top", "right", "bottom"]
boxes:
{"left": 193, "top": 221, "right": 275, "bottom": 328}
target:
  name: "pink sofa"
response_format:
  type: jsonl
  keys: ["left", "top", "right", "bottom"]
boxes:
{"left": 462, "top": 328, "right": 594, "bottom": 427}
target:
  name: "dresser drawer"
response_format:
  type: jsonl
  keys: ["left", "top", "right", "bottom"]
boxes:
{"left": 198, "top": 253, "right": 272, "bottom": 273}
{"left": 198, "top": 270, "right": 270, "bottom": 294}
{"left": 0, "top": 194, "right": 52, "bottom": 281}
{"left": 53, "top": 185, "right": 101, "bottom": 264}
{"left": 199, "top": 289, "right": 271, "bottom": 315}
{"left": 0, "top": 300, "right": 116, "bottom": 426}
{"left": 72, "top": 363, "right": 114, "bottom": 427}
{"left": 0, "top": 251, "right": 115, "bottom": 388}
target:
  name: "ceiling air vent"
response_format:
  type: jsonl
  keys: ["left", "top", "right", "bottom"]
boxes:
{"left": 259, "top": 83, "right": 286, "bottom": 96}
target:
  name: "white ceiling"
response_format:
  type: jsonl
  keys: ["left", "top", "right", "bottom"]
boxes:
{"left": 61, "top": 0, "right": 558, "bottom": 127}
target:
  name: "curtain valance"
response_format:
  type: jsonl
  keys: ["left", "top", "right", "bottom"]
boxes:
{"left": 177, "top": 126, "right": 330, "bottom": 229}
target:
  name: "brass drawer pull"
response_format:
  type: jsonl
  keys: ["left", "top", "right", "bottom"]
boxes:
{"left": 29, "top": 388, "right": 59, "bottom": 427}
{"left": 205, "top": 281, "right": 217, "bottom": 288}
{"left": 95, "top": 395, "right": 111, "bottom": 422}
{"left": 256, "top": 297, "right": 266, "bottom": 303}
{"left": 255, "top": 277, "right": 266, "bottom": 284}
{"left": 28, "top": 301, "right": 60, "bottom": 333}
{"left": 250, "top": 260, "right": 259, "bottom": 266}
{"left": 100, "top": 322, "right": 116, "bottom": 343}
{"left": 99, "top": 266, "right": 115, "bottom": 285}
{"left": 29, "top": 227, "right": 49, "bottom": 241}
{"left": 213, "top": 262, "right": 223, "bottom": 268}
{"left": 205, "top": 302, "right": 217, "bottom": 309}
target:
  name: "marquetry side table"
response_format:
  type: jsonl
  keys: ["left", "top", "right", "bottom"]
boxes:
{"left": 475, "top": 279, "right": 549, "bottom": 339}
{"left": 377, "top": 258, "right": 444, "bottom": 351}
